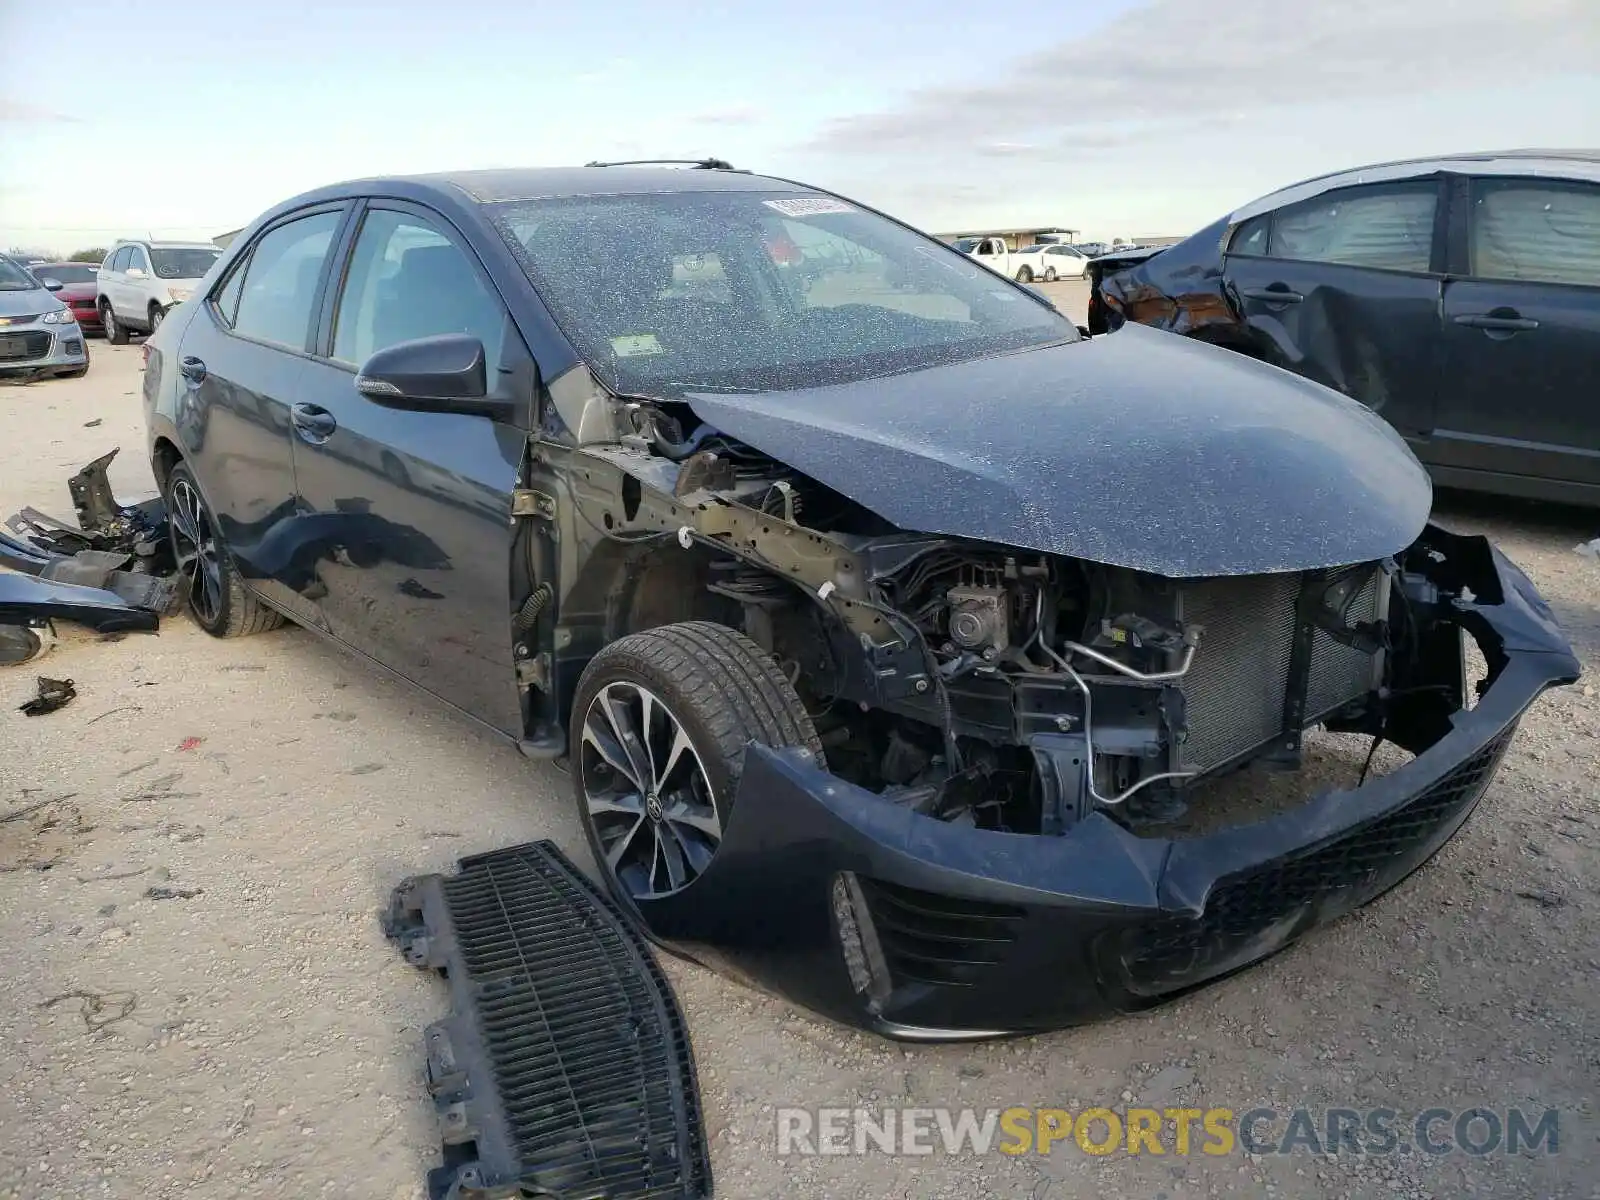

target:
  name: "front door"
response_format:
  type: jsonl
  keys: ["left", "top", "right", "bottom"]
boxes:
{"left": 1222, "top": 178, "right": 1445, "bottom": 442}
{"left": 288, "top": 201, "right": 528, "bottom": 734}
{"left": 1432, "top": 176, "right": 1600, "bottom": 496}
{"left": 177, "top": 205, "right": 348, "bottom": 625}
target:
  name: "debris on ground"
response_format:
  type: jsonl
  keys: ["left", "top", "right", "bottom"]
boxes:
{"left": 385, "top": 840, "right": 713, "bottom": 1200}
{"left": 0, "top": 447, "right": 180, "bottom": 618}
{"left": 18, "top": 675, "right": 75, "bottom": 716}
{"left": 145, "top": 885, "right": 204, "bottom": 901}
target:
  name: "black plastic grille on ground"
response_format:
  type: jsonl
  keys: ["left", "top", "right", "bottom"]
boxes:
{"left": 1121, "top": 728, "right": 1515, "bottom": 994}
{"left": 858, "top": 877, "right": 1026, "bottom": 989}
{"left": 384, "top": 840, "right": 712, "bottom": 1200}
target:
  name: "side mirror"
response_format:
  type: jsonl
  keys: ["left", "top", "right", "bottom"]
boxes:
{"left": 40, "top": 278, "right": 64, "bottom": 292}
{"left": 125, "top": 266, "right": 146, "bottom": 279}
{"left": 356, "top": 333, "right": 503, "bottom": 417}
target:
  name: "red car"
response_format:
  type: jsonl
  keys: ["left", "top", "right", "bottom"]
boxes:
{"left": 28, "top": 262, "right": 103, "bottom": 334}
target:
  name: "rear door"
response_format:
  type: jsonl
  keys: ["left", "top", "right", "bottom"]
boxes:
{"left": 103, "top": 247, "right": 131, "bottom": 318}
{"left": 288, "top": 200, "right": 529, "bottom": 734}
{"left": 176, "top": 205, "right": 349, "bottom": 624}
{"left": 1432, "top": 174, "right": 1600, "bottom": 498}
{"left": 1221, "top": 179, "right": 1446, "bottom": 442}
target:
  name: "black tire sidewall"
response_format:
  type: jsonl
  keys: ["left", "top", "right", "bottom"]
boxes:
{"left": 165, "top": 462, "right": 233, "bottom": 636}
{"left": 570, "top": 649, "right": 740, "bottom": 859}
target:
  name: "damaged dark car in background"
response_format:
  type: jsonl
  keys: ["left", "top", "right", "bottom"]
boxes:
{"left": 138, "top": 163, "right": 1579, "bottom": 1039}
{"left": 1089, "top": 149, "right": 1600, "bottom": 507}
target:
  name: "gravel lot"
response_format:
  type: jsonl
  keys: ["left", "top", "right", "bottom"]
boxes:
{"left": 3, "top": 306, "right": 1597, "bottom": 1199}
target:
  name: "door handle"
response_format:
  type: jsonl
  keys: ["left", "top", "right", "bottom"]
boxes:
{"left": 1453, "top": 312, "right": 1538, "bottom": 333}
{"left": 1240, "top": 286, "right": 1304, "bottom": 305}
{"left": 179, "top": 355, "right": 207, "bottom": 383}
{"left": 290, "top": 402, "right": 337, "bottom": 444}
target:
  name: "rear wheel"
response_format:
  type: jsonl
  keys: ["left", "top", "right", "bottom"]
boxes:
{"left": 1044, "top": 267, "right": 1058, "bottom": 282}
{"left": 572, "top": 621, "right": 822, "bottom": 903}
{"left": 102, "top": 303, "right": 128, "bottom": 345}
{"left": 164, "top": 461, "right": 284, "bottom": 638}
{"left": 1016, "top": 266, "right": 1033, "bottom": 282}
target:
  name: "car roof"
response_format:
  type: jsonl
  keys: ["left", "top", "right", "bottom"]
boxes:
{"left": 330, "top": 165, "right": 805, "bottom": 205}
{"left": 113, "top": 238, "right": 220, "bottom": 249}
{"left": 1230, "top": 148, "right": 1600, "bottom": 223}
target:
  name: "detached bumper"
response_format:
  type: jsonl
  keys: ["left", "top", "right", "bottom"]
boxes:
{"left": 637, "top": 530, "right": 1580, "bottom": 1038}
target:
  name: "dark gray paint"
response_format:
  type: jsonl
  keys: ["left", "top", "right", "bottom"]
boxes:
{"left": 688, "top": 322, "right": 1433, "bottom": 578}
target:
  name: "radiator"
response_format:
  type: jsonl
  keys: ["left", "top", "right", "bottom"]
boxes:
{"left": 1175, "top": 566, "right": 1384, "bottom": 775}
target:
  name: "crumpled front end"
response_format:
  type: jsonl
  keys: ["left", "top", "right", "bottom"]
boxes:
{"left": 634, "top": 526, "right": 1579, "bottom": 1037}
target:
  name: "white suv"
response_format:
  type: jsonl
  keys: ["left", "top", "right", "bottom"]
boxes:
{"left": 96, "top": 239, "right": 221, "bottom": 344}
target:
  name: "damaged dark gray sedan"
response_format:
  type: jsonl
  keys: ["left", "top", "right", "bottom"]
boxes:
{"left": 141, "top": 162, "right": 1579, "bottom": 1038}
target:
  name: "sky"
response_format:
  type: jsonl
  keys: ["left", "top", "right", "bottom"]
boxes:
{"left": 2, "top": 0, "right": 1598, "bottom": 255}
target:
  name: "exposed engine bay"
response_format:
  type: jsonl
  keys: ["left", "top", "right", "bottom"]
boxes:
{"left": 523, "top": 399, "right": 1403, "bottom": 839}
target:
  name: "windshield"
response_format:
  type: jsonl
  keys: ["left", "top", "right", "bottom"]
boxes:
{"left": 0, "top": 257, "right": 42, "bottom": 291}
{"left": 149, "top": 247, "right": 220, "bottom": 279}
{"left": 34, "top": 263, "right": 97, "bottom": 284}
{"left": 492, "top": 191, "right": 1072, "bottom": 398}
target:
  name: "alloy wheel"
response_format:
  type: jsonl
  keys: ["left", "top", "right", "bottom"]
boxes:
{"left": 149, "top": 307, "right": 163, "bottom": 333}
{"left": 168, "top": 478, "right": 223, "bottom": 625}
{"left": 102, "top": 308, "right": 116, "bottom": 339}
{"left": 579, "top": 680, "right": 720, "bottom": 899}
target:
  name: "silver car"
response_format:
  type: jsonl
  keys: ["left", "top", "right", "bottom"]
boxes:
{"left": 0, "top": 255, "right": 89, "bottom": 379}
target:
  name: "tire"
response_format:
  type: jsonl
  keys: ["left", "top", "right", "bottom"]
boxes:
{"left": 164, "top": 461, "right": 284, "bottom": 638}
{"left": 148, "top": 304, "right": 165, "bottom": 335}
{"left": 61, "top": 364, "right": 89, "bottom": 379}
{"left": 102, "top": 303, "right": 128, "bottom": 345}
{"left": 1044, "top": 267, "right": 1058, "bottom": 282}
{"left": 1015, "top": 267, "right": 1033, "bottom": 282}
{"left": 571, "top": 621, "right": 823, "bottom": 904}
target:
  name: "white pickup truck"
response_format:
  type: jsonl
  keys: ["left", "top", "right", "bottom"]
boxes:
{"left": 952, "top": 235, "right": 1020, "bottom": 279}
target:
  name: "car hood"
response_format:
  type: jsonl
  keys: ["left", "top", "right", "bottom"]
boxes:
{"left": 685, "top": 323, "right": 1432, "bottom": 578}
{"left": 56, "top": 282, "right": 96, "bottom": 301}
{"left": 0, "top": 287, "right": 59, "bottom": 318}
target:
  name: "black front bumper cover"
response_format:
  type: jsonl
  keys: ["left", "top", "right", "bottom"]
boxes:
{"left": 632, "top": 527, "right": 1580, "bottom": 1038}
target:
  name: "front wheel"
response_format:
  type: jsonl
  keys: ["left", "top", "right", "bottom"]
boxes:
{"left": 164, "top": 461, "right": 284, "bottom": 638}
{"left": 148, "top": 304, "right": 165, "bottom": 335}
{"left": 571, "top": 621, "right": 823, "bottom": 904}
{"left": 1015, "top": 266, "right": 1033, "bottom": 283}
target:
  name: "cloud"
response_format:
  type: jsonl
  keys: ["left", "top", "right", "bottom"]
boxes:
{"left": 805, "top": 0, "right": 1600, "bottom": 155}
{"left": 0, "top": 99, "right": 81, "bottom": 123}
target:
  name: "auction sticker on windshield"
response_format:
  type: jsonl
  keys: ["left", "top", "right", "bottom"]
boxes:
{"left": 764, "top": 197, "right": 855, "bottom": 217}
{"left": 611, "top": 333, "right": 665, "bottom": 358}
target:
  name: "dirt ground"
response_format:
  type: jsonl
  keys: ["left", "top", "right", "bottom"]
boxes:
{"left": 3, "top": 307, "right": 1597, "bottom": 1199}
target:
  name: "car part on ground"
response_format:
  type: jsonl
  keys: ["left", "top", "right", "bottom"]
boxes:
{"left": 1, "top": 449, "right": 181, "bottom": 626}
{"left": 385, "top": 840, "right": 712, "bottom": 1200}
{"left": 18, "top": 675, "right": 76, "bottom": 715}
{"left": 0, "top": 572, "right": 161, "bottom": 639}
{"left": 0, "top": 621, "right": 54, "bottom": 667}
{"left": 1089, "top": 150, "right": 1600, "bottom": 507}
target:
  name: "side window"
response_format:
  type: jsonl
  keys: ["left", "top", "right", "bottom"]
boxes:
{"left": 1267, "top": 183, "right": 1437, "bottom": 272}
{"left": 110, "top": 247, "right": 131, "bottom": 272}
{"left": 211, "top": 253, "right": 249, "bottom": 327}
{"left": 1229, "top": 214, "right": 1271, "bottom": 255}
{"left": 231, "top": 211, "right": 341, "bottom": 350}
{"left": 331, "top": 209, "right": 504, "bottom": 368}
{"left": 1469, "top": 179, "right": 1600, "bottom": 288}
{"left": 127, "top": 246, "right": 149, "bottom": 273}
